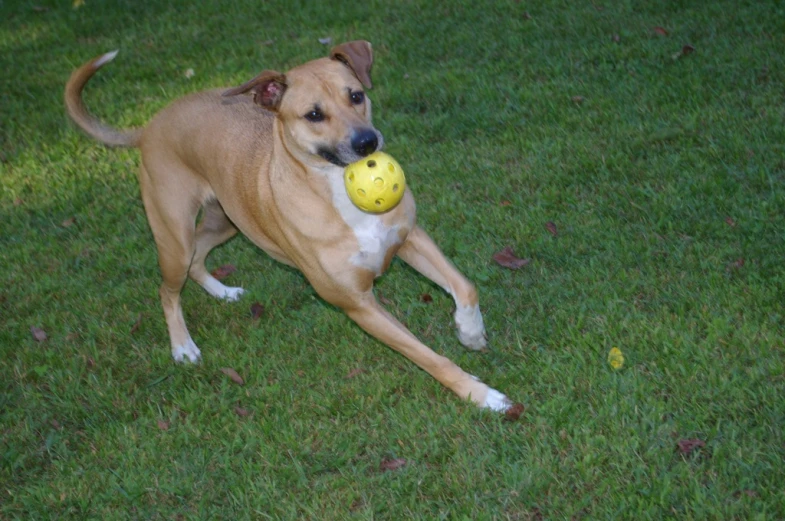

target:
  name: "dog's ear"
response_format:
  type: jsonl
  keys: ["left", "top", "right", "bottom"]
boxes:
{"left": 222, "top": 70, "right": 287, "bottom": 111}
{"left": 330, "top": 41, "right": 373, "bottom": 89}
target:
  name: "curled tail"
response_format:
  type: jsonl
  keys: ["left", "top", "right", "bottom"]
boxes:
{"left": 64, "top": 50, "right": 142, "bottom": 148}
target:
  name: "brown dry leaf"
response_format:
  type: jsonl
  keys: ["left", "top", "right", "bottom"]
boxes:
{"left": 346, "top": 368, "right": 365, "bottom": 379}
{"left": 728, "top": 258, "right": 745, "bottom": 270}
{"left": 682, "top": 44, "right": 695, "bottom": 55}
{"left": 492, "top": 246, "right": 531, "bottom": 270}
{"left": 31, "top": 326, "right": 47, "bottom": 342}
{"left": 377, "top": 291, "right": 392, "bottom": 306}
{"left": 545, "top": 221, "right": 558, "bottom": 236}
{"left": 220, "top": 367, "right": 244, "bottom": 385}
{"left": 379, "top": 458, "right": 408, "bottom": 472}
{"left": 504, "top": 403, "right": 525, "bottom": 422}
{"left": 261, "top": 39, "right": 275, "bottom": 46}
{"left": 61, "top": 217, "right": 76, "bottom": 228}
{"left": 86, "top": 356, "right": 96, "bottom": 368}
{"left": 50, "top": 419, "right": 62, "bottom": 430}
{"left": 157, "top": 419, "right": 169, "bottom": 431}
{"left": 250, "top": 302, "right": 265, "bottom": 320}
{"left": 612, "top": 34, "right": 621, "bottom": 43}
{"left": 499, "top": 200, "right": 512, "bottom": 207}
{"left": 725, "top": 217, "right": 736, "bottom": 227}
{"left": 420, "top": 293, "right": 433, "bottom": 303}
{"left": 653, "top": 26, "right": 669, "bottom": 36}
{"left": 129, "top": 313, "right": 143, "bottom": 334}
{"left": 571, "top": 95, "right": 585, "bottom": 104}
{"left": 677, "top": 438, "right": 705, "bottom": 455}
{"left": 13, "top": 198, "right": 23, "bottom": 206}
{"left": 211, "top": 264, "right": 236, "bottom": 280}
{"left": 522, "top": 11, "right": 532, "bottom": 20}
{"left": 234, "top": 406, "right": 250, "bottom": 417}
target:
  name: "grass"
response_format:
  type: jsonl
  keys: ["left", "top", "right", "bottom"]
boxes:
{"left": 2, "top": 0, "right": 784, "bottom": 518}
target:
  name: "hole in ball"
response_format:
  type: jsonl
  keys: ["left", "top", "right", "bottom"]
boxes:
{"left": 392, "top": 184, "right": 399, "bottom": 192}
{"left": 348, "top": 172, "right": 355, "bottom": 182}
{"left": 367, "top": 160, "right": 377, "bottom": 168}
{"left": 375, "top": 198, "right": 384, "bottom": 206}
{"left": 374, "top": 177, "right": 384, "bottom": 187}
{"left": 357, "top": 188, "right": 366, "bottom": 197}
{"left": 388, "top": 163, "right": 395, "bottom": 173}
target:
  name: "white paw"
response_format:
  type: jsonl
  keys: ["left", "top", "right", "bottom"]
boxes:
{"left": 172, "top": 339, "right": 202, "bottom": 364}
{"left": 482, "top": 388, "right": 513, "bottom": 413}
{"left": 221, "top": 286, "right": 245, "bottom": 302}
{"left": 202, "top": 276, "right": 244, "bottom": 302}
{"left": 455, "top": 304, "right": 487, "bottom": 350}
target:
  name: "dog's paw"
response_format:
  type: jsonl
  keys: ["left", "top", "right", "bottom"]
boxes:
{"left": 455, "top": 304, "right": 487, "bottom": 350}
{"left": 221, "top": 286, "right": 245, "bottom": 302}
{"left": 172, "top": 339, "right": 202, "bottom": 364}
{"left": 482, "top": 388, "right": 514, "bottom": 413}
{"left": 201, "top": 276, "right": 245, "bottom": 302}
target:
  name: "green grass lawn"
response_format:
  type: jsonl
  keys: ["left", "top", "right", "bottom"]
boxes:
{"left": 2, "top": 0, "right": 784, "bottom": 518}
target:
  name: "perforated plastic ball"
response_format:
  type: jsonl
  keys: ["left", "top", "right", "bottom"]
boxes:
{"left": 344, "top": 151, "right": 406, "bottom": 213}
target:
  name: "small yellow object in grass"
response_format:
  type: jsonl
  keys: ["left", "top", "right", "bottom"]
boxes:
{"left": 344, "top": 151, "right": 406, "bottom": 213}
{"left": 72, "top": 0, "right": 85, "bottom": 8}
{"left": 608, "top": 347, "right": 624, "bottom": 370}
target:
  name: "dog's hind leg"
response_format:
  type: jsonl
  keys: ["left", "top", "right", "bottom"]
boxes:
{"left": 397, "top": 226, "right": 487, "bottom": 350}
{"left": 189, "top": 199, "right": 243, "bottom": 301}
{"left": 139, "top": 162, "right": 203, "bottom": 363}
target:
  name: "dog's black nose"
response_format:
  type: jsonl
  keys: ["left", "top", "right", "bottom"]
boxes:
{"left": 352, "top": 129, "right": 378, "bottom": 157}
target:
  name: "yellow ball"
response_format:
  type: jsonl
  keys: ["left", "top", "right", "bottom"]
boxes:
{"left": 344, "top": 151, "right": 406, "bottom": 213}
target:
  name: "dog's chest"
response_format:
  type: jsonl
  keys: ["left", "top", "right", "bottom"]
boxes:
{"left": 325, "top": 169, "right": 401, "bottom": 276}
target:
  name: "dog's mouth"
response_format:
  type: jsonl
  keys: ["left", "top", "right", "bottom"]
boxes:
{"left": 318, "top": 149, "right": 348, "bottom": 168}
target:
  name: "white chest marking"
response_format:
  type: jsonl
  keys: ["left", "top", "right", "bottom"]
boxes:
{"left": 322, "top": 166, "right": 400, "bottom": 276}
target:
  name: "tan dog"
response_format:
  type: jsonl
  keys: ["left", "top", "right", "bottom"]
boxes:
{"left": 64, "top": 41, "right": 515, "bottom": 413}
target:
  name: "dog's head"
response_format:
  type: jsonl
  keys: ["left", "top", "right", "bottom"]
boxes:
{"left": 223, "top": 41, "right": 383, "bottom": 168}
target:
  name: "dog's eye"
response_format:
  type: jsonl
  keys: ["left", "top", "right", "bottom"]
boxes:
{"left": 350, "top": 91, "right": 365, "bottom": 105}
{"left": 305, "top": 109, "right": 325, "bottom": 122}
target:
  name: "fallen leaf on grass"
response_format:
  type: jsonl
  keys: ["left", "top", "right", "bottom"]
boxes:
{"left": 504, "top": 403, "right": 525, "bottom": 421}
{"left": 50, "top": 419, "right": 62, "bottom": 430}
{"left": 184, "top": 68, "right": 195, "bottom": 79}
{"left": 220, "top": 367, "right": 244, "bottom": 385}
{"left": 420, "top": 293, "right": 433, "bottom": 303}
{"left": 377, "top": 291, "right": 392, "bottom": 306}
{"left": 672, "top": 44, "right": 696, "bottom": 60}
{"left": 379, "top": 458, "right": 407, "bottom": 472}
{"left": 571, "top": 95, "right": 585, "bottom": 104}
{"left": 31, "top": 326, "right": 47, "bottom": 342}
{"left": 234, "top": 406, "right": 250, "bottom": 417}
{"left": 612, "top": 34, "right": 621, "bottom": 43}
{"left": 129, "top": 313, "right": 143, "bottom": 334}
{"left": 677, "top": 438, "right": 705, "bottom": 455}
{"left": 261, "top": 39, "right": 275, "bottom": 46}
{"left": 545, "top": 221, "right": 558, "bottom": 236}
{"left": 72, "top": 0, "right": 84, "bottom": 8}
{"left": 492, "top": 246, "right": 530, "bottom": 270}
{"left": 61, "top": 217, "right": 76, "bottom": 228}
{"left": 157, "top": 419, "right": 169, "bottom": 431}
{"left": 728, "top": 258, "right": 745, "bottom": 270}
{"left": 653, "top": 26, "right": 669, "bottom": 36}
{"left": 608, "top": 347, "right": 624, "bottom": 369}
{"left": 725, "top": 217, "right": 737, "bottom": 227}
{"left": 250, "top": 302, "right": 265, "bottom": 319}
{"left": 345, "top": 368, "right": 365, "bottom": 379}
{"left": 211, "top": 264, "right": 236, "bottom": 280}
{"left": 499, "top": 200, "right": 512, "bottom": 207}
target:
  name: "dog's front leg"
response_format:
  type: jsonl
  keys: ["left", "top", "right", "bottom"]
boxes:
{"left": 344, "top": 298, "right": 512, "bottom": 412}
{"left": 396, "top": 226, "right": 487, "bottom": 350}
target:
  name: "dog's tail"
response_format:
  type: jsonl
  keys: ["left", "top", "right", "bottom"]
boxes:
{"left": 64, "top": 50, "right": 142, "bottom": 148}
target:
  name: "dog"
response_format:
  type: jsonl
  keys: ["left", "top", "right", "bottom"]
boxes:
{"left": 64, "top": 41, "right": 515, "bottom": 413}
